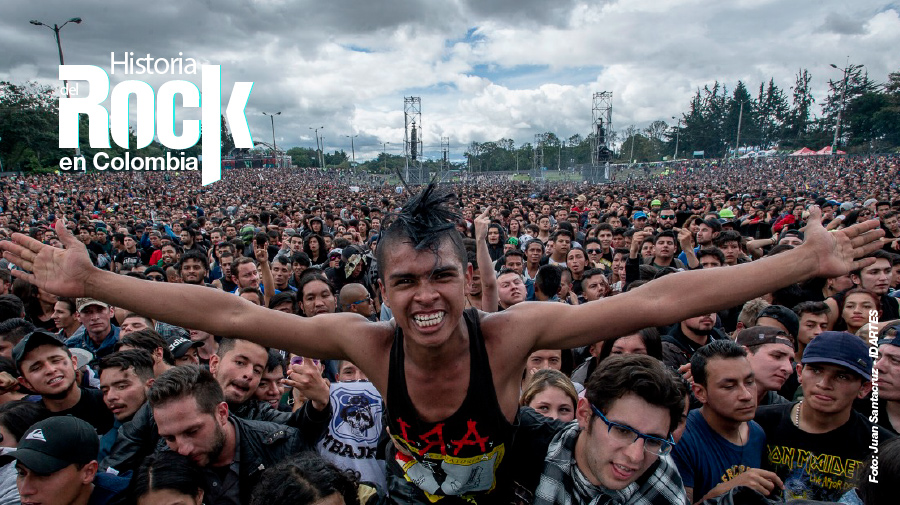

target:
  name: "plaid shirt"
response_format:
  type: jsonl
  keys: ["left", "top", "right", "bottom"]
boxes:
{"left": 534, "top": 423, "right": 687, "bottom": 505}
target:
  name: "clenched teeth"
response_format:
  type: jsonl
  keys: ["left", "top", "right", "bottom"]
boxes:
{"left": 413, "top": 312, "right": 445, "bottom": 327}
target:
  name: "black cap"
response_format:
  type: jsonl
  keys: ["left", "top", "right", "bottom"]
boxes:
{"left": 802, "top": 331, "right": 873, "bottom": 380}
{"left": 166, "top": 336, "right": 202, "bottom": 359}
{"left": 12, "top": 331, "right": 67, "bottom": 372}
{"left": 11, "top": 416, "right": 98, "bottom": 474}
{"left": 756, "top": 305, "right": 800, "bottom": 340}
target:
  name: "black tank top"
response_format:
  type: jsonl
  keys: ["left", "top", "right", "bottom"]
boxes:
{"left": 385, "top": 308, "right": 515, "bottom": 501}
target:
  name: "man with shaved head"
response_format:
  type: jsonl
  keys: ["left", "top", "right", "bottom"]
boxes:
{"left": 340, "top": 283, "right": 377, "bottom": 321}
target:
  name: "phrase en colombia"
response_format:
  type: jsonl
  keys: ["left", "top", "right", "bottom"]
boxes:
{"left": 59, "top": 152, "right": 198, "bottom": 172}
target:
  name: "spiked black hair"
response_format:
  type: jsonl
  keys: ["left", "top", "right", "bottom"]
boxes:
{"left": 376, "top": 182, "right": 467, "bottom": 281}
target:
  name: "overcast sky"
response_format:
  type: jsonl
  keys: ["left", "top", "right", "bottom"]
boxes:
{"left": 2, "top": 0, "right": 898, "bottom": 161}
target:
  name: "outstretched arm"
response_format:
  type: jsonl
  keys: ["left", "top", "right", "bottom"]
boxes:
{"left": 488, "top": 207, "right": 884, "bottom": 353}
{"left": 0, "top": 219, "right": 372, "bottom": 361}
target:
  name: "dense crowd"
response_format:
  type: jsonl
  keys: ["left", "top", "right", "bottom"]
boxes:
{"left": 0, "top": 154, "right": 897, "bottom": 505}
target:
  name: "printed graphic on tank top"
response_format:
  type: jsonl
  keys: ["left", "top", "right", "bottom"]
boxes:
{"left": 385, "top": 308, "right": 514, "bottom": 501}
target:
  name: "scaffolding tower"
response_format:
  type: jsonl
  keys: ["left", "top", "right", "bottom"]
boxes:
{"left": 587, "top": 91, "right": 613, "bottom": 183}
{"left": 404, "top": 97, "right": 425, "bottom": 184}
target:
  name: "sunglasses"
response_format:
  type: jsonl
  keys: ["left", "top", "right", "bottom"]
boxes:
{"left": 660, "top": 215, "right": 676, "bottom": 220}
{"left": 146, "top": 275, "right": 165, "bottom": 281}
{"left": 586, "top": 249, "right": 602, "bottom": 254}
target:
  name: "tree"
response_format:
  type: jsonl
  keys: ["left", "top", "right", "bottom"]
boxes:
{"left": 221, "top": 115, "right": 235, "bottom": 156}
{"left": 786, "top": 69, "right": 815, "bottom": 142}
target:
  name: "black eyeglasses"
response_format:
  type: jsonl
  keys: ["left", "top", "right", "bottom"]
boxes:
{"left": 586, "top": 249, "right": 602, "bottom": 254}
{"left": 591, "top": 403, "right": 675, "bottom": 456}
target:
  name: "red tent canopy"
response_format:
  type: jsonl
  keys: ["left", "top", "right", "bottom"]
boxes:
{"left": 790, "top": 147, "right": 816, "bottom": 156}
{"left": 816, "top": 146, "right": 846, "bottom": 155}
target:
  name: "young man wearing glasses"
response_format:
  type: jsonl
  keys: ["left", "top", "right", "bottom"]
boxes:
{"left": 534, "top": 354, "right": 686, "bottom": 505}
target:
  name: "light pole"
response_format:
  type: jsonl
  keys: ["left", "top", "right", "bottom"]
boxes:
{"left": 309, "top": 126, "right": 324, "bottom": 168}
{"left": 672, "top": 116, "right": 681, "bottom": 161}
{"left": 734, "top": 100, "right": 745, "bottom": 159}
{"left": 345, "top": 134, "right": 358, "bottom": 166}
{"left": 31, "top": 17, "right": 82, "bottom": 157}
{"left": 262, "top": 112, "right": 280, "bottom": 168}
{"left": 381, "top": 142, "right": 391, "bottom": 173}
{"left": 830, "top": 61, "right": 849, "bottom": 155}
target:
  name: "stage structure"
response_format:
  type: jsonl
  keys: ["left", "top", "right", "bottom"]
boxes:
{"left": 586, "top": 91, "right": 613, "bottom": 183}
{"left": 404, "top": 97, "right": 425, "bottom": 184}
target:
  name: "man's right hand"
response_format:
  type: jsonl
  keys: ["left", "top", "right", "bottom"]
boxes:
{"left": 0, "top": 218, "right": 96, "bottom": 298}
{"left": 703, "top": 468, "right": 784, "bottom": 502}
{"left": 474, "top": 207, "right": 491, "bottom": 242}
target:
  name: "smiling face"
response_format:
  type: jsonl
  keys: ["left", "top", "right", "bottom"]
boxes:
{"left": 18, "top": 344, "right": 77, "bottom": 399}
{"left": 379, "top": 238, "right": 470, "bottom": 350}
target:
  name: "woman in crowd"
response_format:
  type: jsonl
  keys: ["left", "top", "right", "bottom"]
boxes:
{"left": 304, "top": 234, "right": 328, "bottom": 266}
{"left": 251, "top": 453, "right": 378, "bottom": 505}
{"left": 129, "top": 452, "right": 207, "bottom": 505}
{"left": 519, "top": 369, "right": 578, "bottom": 423}
{"left": 836, "top": 288, "right": 881, "bottom": 335}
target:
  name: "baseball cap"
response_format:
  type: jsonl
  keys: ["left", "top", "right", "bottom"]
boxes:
{"left": 650, "top": 199, "right": 662, "bottom": 207}
{"left": 801, "top": 331, "right": 873, "bottom": 380}
{"left": 76, "top": 298, "right": 110, "bottom": 312}
{"left": 10, "top": 416, "right": 98, "bottom": 475}
{"left": 328, "top": 248, "right": 343, "bottom": 259}
{"left": 68, "top": 348, "right": 94, "bottom": 369}
{"left": 756, "top": 305, "right": 800, "bottom": 339}
{"left": 507, "top": 237, "right": 519, "bottom": 246}
{"left": 864, "top": 198, "right": 878, "bottom": 208}
{"left": 718, "top": 208, "right": 736, "bottom": 219}
{"left": 166, "top": 336, "right": 202, "bottom": 359}
{"left": 780, "top": 230, "right": 804, "bottom": 241}
{"left": 877, "top": 323, "right": 900, "bottom": 347}
{"left": 735, "top": 326, "right": 794, "bottom": 349}
{"left": 633, "top": 212, "right": 648, "bottom": 220}
{"left": 840, "top": 202, "right": 854, "bottom": 212}
{"left": 12, "top": 330, "right": 67, "bottom": 370}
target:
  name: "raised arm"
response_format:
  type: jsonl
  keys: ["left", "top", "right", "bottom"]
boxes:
{"left": 487, "top": 207, "right": 884, "bottom": 354}
{"left": 474, "top": 207, "right": 499, "bottom": 312}
{"left": 0, "top": 219, "right": 373, "bottom": 361}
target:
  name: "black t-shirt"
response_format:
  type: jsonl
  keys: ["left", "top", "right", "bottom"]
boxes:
{"left": 115, "top": 250, "right": 142, "bottom": 269}
{"left": 55, "top": 387, "right": 115, "bottom": 434}
{"left": 755, "top": 402, "right": 895, "bottom": 502}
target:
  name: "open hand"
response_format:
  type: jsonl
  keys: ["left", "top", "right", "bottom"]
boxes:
{"left": 0, "top": 218, "right": 97, "bottom": 298}
{"left": 800, "top": 206, "right": 884, "bottom": 278}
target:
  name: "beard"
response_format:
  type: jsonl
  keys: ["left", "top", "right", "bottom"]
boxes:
{"left": 205, "top": 422, "right": 227, "bottom": 467}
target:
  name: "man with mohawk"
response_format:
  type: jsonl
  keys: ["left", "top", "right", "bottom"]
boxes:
{"left": 0, "top": 183, "right": 884, "bottom": 503}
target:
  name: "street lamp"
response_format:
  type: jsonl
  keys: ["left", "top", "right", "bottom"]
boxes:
{"left": 345, "top": 134, "right": 358, "bottom": 165}
{"left": 830, "top": 61, "right": 849, "bottom": 155}
{"left": 672, "top": 116, "right": 681, "bottom": 161}
{"left": 308, "top": 126, "right": 324, "bottom": 168}
{"left": 262, "top": 112, "right": 280, "bottom": 168}
{"left": 31, "top": 17, "right": 82, "bottom": 157}
{"left": 734, "top": 100, "right": 746, "bottom": 160}
{"left": 382, "top": 142, "right": 391, "bottom": 173}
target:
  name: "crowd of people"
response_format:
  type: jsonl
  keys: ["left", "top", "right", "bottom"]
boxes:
{"left": 0, "top": 154, "right": 896, "bottom": 505}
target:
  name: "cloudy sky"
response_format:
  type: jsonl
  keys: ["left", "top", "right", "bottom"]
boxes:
{"left": 2, "top": 0, "right": 898, "bottom": 162}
